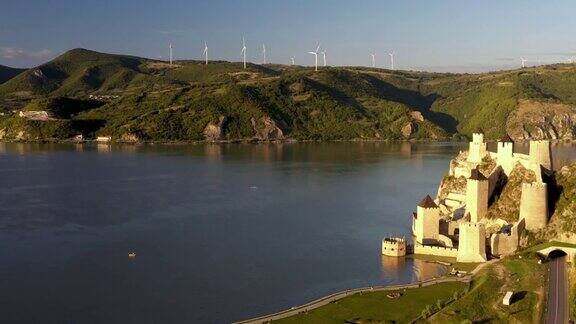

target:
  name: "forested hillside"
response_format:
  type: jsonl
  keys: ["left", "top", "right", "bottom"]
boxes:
{"left": 1, "top": 48, "right": 575, "bottom": 142}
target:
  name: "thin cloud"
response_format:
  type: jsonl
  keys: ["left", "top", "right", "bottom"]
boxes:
{"left": 0, "top": 47, "right": 52, "bottom": 60}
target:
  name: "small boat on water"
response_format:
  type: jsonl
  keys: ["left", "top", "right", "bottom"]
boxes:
{"left": 128, "top": 252, "right": 136, "bottom": 258}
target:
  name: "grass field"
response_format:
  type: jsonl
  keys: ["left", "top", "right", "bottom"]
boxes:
{"left": 275, "top": 255, "right": 547, "bottom": 323}
{"left": 273, "top": 281, "right": 467, "bottom": 324}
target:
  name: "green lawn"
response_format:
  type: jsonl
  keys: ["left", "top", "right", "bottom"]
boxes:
{"left": 274, "top": 282, "right": 466, "bottom": 324}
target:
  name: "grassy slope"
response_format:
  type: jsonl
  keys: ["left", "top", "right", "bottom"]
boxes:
{"left": 1, "top": 49, "right": 576, "bottom": 141}
{"left": 274, "top": 282, "right": 466, "bottom": 324}
{"left": 430, "top": 255, "right": 547, "bottom": 323}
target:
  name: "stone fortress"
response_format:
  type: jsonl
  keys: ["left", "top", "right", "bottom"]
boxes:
{"left": 382, "top": 132, "right": 553, "bottom": 263}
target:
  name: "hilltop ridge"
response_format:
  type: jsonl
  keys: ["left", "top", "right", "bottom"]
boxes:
{"left": 1, "top": 48, "right": 576, "bottom": 142}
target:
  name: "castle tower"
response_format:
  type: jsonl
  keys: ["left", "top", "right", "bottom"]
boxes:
{"left": 529, "top": 140, "right": 552, "bottom": 172}
{"left": 413, "top": 195, "right": 440, "bottom": 244}
{"left": 381, "top": 237, "right": 407, "bottom": 257}
{"left": 457, "top": 222, "right": 487, "bottom": 263}
{"left": 497, "top": 134, "right": 514, "bottom": 175}
{"left": 520, "top": 182, "right": 549, "bottom": 231}
{"left": 466, "top": 167, "right": 489, "bottom": 223}
{"left": 467, "top": 132, "right": 487, "bottom": 163}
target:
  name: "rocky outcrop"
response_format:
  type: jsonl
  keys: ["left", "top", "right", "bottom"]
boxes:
{"left": 507, "top": 100, "right": 576, "bottom": 140}
{"left": 203, "top": 116, "right": 227, "bottom": 141}
{"left": 18, "top": 110, "right": 55, "bottom": 121}
{"left": 120, "top": 132, "right": 143, "bottom": 143}
{"left": 251, "top": 116, "right": 284, "bottom": 140}
{"left": 401, "top": 122, "right": 416, "bottom": 138}
{"left": 410, "top": 111, "right": 424, "bottom": 122}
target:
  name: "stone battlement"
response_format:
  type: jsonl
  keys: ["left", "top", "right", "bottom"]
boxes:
{"left": 460, "top": 222, "right": 484, "bottom": 229}
{"left": 414, "top": 243, "right": 458, "bottom": 258}
{"left": 522, "top": 182, "right": 547, "bottom": 190}
{"left": 382, "top": 237, "right": 407, "bottom": 257}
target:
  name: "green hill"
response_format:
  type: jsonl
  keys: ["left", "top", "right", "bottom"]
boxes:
{"left": 1, "top": 48, "right": 575, "bottom": 142}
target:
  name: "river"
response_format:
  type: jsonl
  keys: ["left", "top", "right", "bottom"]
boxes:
{"left": 0, "top": 141, "right": 574, "bottom": 323}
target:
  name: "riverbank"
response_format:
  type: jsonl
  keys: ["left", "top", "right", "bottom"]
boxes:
{"left": 235, "top": 276, "right": 471, "bottom": 324}
{"left": 235, "top": 255, "right": 548, "bottom": 323}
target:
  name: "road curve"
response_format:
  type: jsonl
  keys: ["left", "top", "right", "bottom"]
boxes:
{"left": 546, "top": 255, "right": 568, "bottom": 324}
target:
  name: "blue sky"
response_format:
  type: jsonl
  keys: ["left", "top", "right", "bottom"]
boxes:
{"left": 1, "top": 0, "right": 575, "bottom": 72}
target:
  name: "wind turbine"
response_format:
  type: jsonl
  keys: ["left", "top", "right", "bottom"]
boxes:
{"left": 388, "top": 52, "right": 395, "bottom": 70}
{"left": 321, "top": 49, "right": 327, "bottom": 67}
{"left": 241, "top": 37, "right": 247, "bottom": 69}
{"left": 370, "top": 53, "right": 376, "bottom": 68}
{"left": 520, "top": 57, "right": 527, "bottom": 68}
{"left": 169, "top": 43, "right": 173, "bottom": 66}
{"left": 262, "top": 44, "right": 267, "bottom": 64}
{"left": 203, "top": 42, "right": 208, "bottom": 65}
{"left": 307, "top": 43, "right": 320, "bottom": 71}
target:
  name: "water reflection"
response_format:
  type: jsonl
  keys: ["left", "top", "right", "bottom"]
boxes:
{"left": 96, "top": 143, "right": 111, "bottom": 153}
{"left": 380, "top": 255, "right": 446, "bottom": 283}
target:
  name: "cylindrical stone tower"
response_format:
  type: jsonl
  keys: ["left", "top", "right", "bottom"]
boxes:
{"left": 529, "top": 140, "right": 552, "bottom": 172}
{"left": 520, "top": 182, "right": 548, "bottom": 231}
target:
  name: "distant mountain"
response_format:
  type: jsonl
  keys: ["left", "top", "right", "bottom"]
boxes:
{"left": 1, "top": 48, "right": 575, "bottom": 142}
{"left": 0, "top": 65, "right": 26, "bottom": 84}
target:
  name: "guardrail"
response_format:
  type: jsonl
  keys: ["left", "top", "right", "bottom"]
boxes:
{"left": 234, "top": 275, "right": 472, "bottom": 323}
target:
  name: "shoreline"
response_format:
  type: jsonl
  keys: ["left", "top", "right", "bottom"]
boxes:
{"left": 1, "top": 138, "right": 574, "bottom": 146}
{"left": 234, "top": 259, "right": 497, "bottom": 323}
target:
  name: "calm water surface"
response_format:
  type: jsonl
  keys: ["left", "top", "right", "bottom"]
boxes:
{"left": 0, "top": 141, "right": 574, "bottom": 323}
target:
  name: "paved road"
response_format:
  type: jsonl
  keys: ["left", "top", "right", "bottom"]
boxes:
{"left": 546, "top": 255, "right": 568, "bottom": 324}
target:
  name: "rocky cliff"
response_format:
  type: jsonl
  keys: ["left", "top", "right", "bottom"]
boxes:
{"left": 507, "top": 100, "right": 576, "bottom": 140}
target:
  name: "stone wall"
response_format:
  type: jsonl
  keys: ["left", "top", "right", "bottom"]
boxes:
{"left": 490, "top": 219, "right": 525, "bottom": 256}
{"left": 414, "top": 243, "right": 458, "bottom": 258}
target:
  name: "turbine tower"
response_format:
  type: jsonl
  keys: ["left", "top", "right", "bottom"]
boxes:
{"left": 241, "top": 37, "right": 247, "bottom": 69}
{"left": 203, "top": 42, "right": 208, "bottom": 65}
{"left": 520, "top": 57, "right": 527, "bottom": 68}
{"left": 388, "top": 52, "right": 395, "bottom": 70}
{"left": 262, "top": 44, "right": 267, "bottom": 64}
{"left": 307, "top": 43, "right": 320, "bottom": 71}
{"left": 169, "top": 43, "right": 173, "bottom": 66}
{"left": 321, "top": 50, "right": 327, "bottom": 67}
{"left": 370, "top": 53, "right": 376, "bottom": 68}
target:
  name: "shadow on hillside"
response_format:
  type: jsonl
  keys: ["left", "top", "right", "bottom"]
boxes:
{"left": 305, "top": 78, "right": 369, "bottom": 116}
{"left": 363, "top": 74, "right": 458, "bottom": 133}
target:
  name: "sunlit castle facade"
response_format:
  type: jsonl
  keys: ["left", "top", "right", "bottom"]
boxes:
{"left": 384, "top": 131, "right": 553, "bottom": 263}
